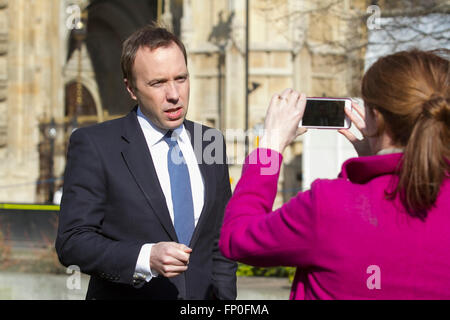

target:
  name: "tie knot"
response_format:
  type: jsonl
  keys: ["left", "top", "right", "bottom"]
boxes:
{"left": 163, "top": 130, "right": 177, "bottom": 147}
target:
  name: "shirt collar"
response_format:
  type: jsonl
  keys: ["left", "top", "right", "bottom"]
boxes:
{"left": 137, "top": 106, "right": 187, "bottom": 146}
{"left": 376, "top": 148, "right": 404, "bottom": 155}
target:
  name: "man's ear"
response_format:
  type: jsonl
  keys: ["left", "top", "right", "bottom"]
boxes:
{"left": 124, "top": 78, "right": 137, "bottom": 101}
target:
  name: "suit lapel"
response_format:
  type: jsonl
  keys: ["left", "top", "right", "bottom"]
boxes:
{"left": 119, "top": 113, "right": 219, "bottom": 247}
{"left": 120, "top": 108, "right": 178, "bottom": 241}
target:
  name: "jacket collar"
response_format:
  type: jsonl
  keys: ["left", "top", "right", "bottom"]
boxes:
{"left": 122, "top": 106, "right": 195, "bottom": 147}
{"left": 339, "top": 153, "right": 403, "bottom": 184}
{"left": 121, "top": 106, "right": 217, "bottom": 247}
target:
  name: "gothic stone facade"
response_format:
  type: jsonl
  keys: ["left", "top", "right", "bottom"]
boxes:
{"left": 0, "top": 0, "right": 366, "bottom": 204}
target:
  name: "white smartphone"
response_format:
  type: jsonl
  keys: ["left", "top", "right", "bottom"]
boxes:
{"left": 299, "top": 97, "right": 352, "bottom": 129}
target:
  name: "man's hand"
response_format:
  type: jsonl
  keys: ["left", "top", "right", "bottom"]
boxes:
{"left": 150, "top": 242, "right": 192, "bottom": 278}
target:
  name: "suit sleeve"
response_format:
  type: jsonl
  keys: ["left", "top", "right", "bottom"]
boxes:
{"left": 55, "top": 128, "right": 143, "bottom": 285}
{"left": 218, "top": 148, "right": 318, "bottom": 268}
{"left": 211, "top": 135, "right": 238, "bottom": 300}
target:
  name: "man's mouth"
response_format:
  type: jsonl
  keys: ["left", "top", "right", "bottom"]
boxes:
{"left": 164, "top": 107, "right": 183, "bottom": 120}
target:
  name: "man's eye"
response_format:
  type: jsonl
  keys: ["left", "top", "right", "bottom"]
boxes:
{"left": 150, "top": 81, "right": 163, "bottom": 87}
{"left": 176, "top": 77, "right": 187, "bottom": 82}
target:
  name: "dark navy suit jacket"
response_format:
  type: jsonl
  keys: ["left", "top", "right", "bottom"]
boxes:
{"left": 55, "top": 107, "right": 237, "bottom": 300}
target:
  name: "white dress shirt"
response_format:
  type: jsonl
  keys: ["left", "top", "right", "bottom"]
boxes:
{"left": 134, "top": 107, "right": 204, "bottom": 282}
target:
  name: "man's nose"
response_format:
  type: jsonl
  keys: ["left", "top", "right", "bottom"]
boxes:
{"left": 166, "top": 81, "right": 180, "bottom": 102}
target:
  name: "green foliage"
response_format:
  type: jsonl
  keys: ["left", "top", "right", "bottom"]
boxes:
{"left": 237, "top": 263, "right": 296, "bottom": 282}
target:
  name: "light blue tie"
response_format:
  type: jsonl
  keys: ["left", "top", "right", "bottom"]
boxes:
{"left": 163, "top": 130, "right": 195, "bottom": 246}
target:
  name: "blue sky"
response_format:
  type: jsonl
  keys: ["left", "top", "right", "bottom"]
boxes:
{"left": 366, "top": 13, "right": 450, "bottom": 69}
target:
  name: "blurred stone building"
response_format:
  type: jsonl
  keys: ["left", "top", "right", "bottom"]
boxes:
{"left": 0, "top": 0, "right": 368, "bottom": 204}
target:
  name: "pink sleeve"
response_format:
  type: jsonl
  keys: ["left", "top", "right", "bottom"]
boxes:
{"left": 219, "top": 148, "right": 318, "bottom": 267}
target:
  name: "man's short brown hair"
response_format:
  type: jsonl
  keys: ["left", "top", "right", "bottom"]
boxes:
{"left": 121, "top": 23, "right": 187, "bottom": 88}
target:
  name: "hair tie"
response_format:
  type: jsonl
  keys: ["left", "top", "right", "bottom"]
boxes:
{"left": 422, "top": 95, "right": 449, "bottom": 123}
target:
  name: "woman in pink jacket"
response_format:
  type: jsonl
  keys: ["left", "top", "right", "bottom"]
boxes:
{"left": 219, "top": 49, "right": 450, "bottom": 299}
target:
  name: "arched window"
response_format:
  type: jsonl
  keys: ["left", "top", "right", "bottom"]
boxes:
{"left": 65, "top": 81, "right": 97, "bottom": 119}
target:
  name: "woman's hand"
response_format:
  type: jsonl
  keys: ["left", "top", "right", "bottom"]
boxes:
{"left": 259, "top": 88, "right": 308, "bottom": 154}
{"left": 338, "top": 100, "right": 372, "bottom": 157}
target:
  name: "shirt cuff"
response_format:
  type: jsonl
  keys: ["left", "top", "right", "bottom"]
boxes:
{"left": 134, "top": 243, "right": 159, "bottom": 283}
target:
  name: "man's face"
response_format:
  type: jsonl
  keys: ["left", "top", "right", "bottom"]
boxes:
{"left": 125, "top": 43, "right": 189, "bottom": 130}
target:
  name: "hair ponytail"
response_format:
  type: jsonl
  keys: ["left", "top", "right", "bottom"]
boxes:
{"left": 389, "top": 98, "right": 449, "bottom": 218}
{"left": 362, "top": 49, "right": 450, "bottom": 219}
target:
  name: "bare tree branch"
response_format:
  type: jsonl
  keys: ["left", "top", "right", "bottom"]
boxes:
{"left": 378, "top": 3, "right": 450, "bottom": 18}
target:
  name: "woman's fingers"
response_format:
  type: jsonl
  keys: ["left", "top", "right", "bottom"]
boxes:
{"left": 286, "top": 89, "right": 300, "bottom": 106}
{"left": 279, "top": 88, "right": 293, "bottom": 100}
{"left": 338, "top": 128, "right": 357, "bottom": 144}
{"left": 338, "top": 128, "right": 372, "bottom": 157}
{"left": 261, "top": 89, "right": 307, "bottom": 153}
{"left": 344, "top": 102, "right": 366, "bottom": 135}
{"left": 296, "top": 93, "right": 307, "bottom": 117}
{"left": 296, "top": 127, "right": 308, "bottom": 137}
{"left": 351, "top": 100, "right": 365, "bottom": 120}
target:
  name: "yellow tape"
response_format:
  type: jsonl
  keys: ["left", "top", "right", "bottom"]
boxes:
{"left": 0, "top": 203, "right": 60, "bottom": 211}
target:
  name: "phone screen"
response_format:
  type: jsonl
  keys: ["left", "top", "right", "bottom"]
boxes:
{"left": 302, "top": 99, "right": 346, "bottom": 127}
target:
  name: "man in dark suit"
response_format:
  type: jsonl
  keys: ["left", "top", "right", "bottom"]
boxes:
{"left": 55, "top": 24, "right": 237, "bottom": 300}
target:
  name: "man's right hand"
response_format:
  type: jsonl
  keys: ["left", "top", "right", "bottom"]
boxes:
{"left": 150, "top": 242, "right": 192, "bottom": 278}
